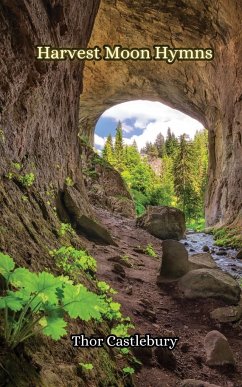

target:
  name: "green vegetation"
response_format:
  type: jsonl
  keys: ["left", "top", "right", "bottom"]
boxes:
{"left": 145, "top": 243, "right": 158, "bottom": 258}
{"left": 0, "top": 253, "right": 103, "bottom": 349}
{"left": 102, "top": 123, "right": 208, "bottom": 229}
{"left": 65, "top": 176, "right": 74, "bottom": 186}
{"left": 19, "top": 173, "right": 35, "bottom": 187}
{"left": 58, "top": 223, "right": 75, "bottom": 237}
{"left": 80, "top": 363, "right": 94, "bottom": 371}
{"left": 50, "top": 246, "right": 97, "bottom": 275}
{"left": 0, "top": 251, "right": 136, "bottom": 361}
{"left": 122, "top": 367, "right": 135, "bottom": 376}
{"left": 186, "top": 218, "right": 206, "bottom": 232}
{"left": 6, "top": 163, "right": 36, "bottom": 188}
{"left": 212, "top": 227, "right": 242, "bottom": 249}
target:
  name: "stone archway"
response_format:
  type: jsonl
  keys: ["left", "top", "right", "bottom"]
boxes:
{"left": 80, "top": 0, "right": 242, "bottom": 228}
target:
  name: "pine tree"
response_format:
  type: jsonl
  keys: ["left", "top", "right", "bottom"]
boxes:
{"left": 165, "top": 128, "right": 179, "bottom": 157}
{"left": 173, "top": 134, "right": 199, "bottom": 219}
{"left": 114, "top": 121, "right": 124, "bottom": 172}
{"left": 155, "top": 133, "right": 165, "bottom": 157}
{"left": 102, "top": 134, "right": 114, "bottom": 164}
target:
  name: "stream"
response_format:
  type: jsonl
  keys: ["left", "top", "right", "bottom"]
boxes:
{"left": 181, "top": 232, "right": 242, "bottom": 279}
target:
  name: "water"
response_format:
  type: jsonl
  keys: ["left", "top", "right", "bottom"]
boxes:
{"left": 180, "top": 232, "right": 242, "bottom": 279}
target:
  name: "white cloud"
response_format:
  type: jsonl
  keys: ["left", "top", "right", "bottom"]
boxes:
{"left": 98, "top": 100, "right": 204, "bottom": 150}
{"left": 94, "top": 134, "right": 106, "bottom": 148}
{"left": 123, "top": 118, "right": 203, "bottom": 150}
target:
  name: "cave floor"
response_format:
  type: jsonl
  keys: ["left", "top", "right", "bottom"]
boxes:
{"left": 89, "top": 207, "right": 242, "bottom": 387}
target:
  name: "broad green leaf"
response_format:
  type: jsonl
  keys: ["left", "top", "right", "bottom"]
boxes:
{"left": 0, "top": 253, "right": 15, "bottom": 280}
{"left": 10, "top": 268, "right": 38, "bottom": 289}
{"left": 0, "top": 294, "right": 23, "bottom": 311}
{"left": 80, "top": 363, "right": 93, "bottom": 371}
{"left": 40, "top": 316, "right": 67, "bottom": 340}
{"left": 63, "top": 284, "right": 102, "bottom": 321}
{"left": 11, "top": 270, "right": 64, "bottom": 305}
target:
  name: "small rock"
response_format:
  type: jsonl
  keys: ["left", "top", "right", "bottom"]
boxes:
{"left": 204, "top": 330, "right": 235, "bottom": 367}
{"left": 133, "top": 247, "right": 145, "bottom": 254}
{"left": 236, "top": 250, "right": 242, "bottom": 259}
{"left": 179, "top": 379, "right": 221, "bottom": 387}
{"left": 125, "top": 285, "right": 133, "bottom": 295}
{"left": 154, "top": 347, "right": 176, "bottom": 370}
{"left": 190, "top": 248, "right": 195, "bottom": 252}
{"left": 188, "top": 253, "right": 217, "bottom": 270}
{"left": 141, "top": 309, "right": 157, "bottom": 322}
{"left": 216, "top": 250, "right": 227, "bottom": 256}
{"left": 210, "top": 305, "right": 242, "bottom": 323}
{"left": 184, "top": 242, "right": 189, "bottom": 246}
{"left": 203, "top": 245, "right": 210, "bottom": 252}
{"left": 108, "top": 255, "right": 132, "bottom": 268}
{"left": 180, "top": 342, "right": 190, "bottom": 353}
{"left": 112, "top": 263, "right": 126, "bottom": 278}
{"left": 132, "top": 346, "right": 153, "bottom": 366}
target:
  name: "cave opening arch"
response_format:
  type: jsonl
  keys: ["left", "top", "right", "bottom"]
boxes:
{"left": 90, "top": 99, "right": 207, "bottom": 225}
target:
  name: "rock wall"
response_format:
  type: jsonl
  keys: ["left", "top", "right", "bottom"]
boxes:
{"left": 80, "top": 0, "right": 242, "bottom": 228}
{"left": 0, "top": 0, "right": 99, "bottom": 188}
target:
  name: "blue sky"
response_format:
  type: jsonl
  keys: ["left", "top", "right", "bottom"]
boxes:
{"left": 95, "top": 100, "right": 204, "bottom": 150}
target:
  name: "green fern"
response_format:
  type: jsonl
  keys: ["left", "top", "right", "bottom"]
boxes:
{"left": 0, "top": 253, "right": 103, "bottom": 349}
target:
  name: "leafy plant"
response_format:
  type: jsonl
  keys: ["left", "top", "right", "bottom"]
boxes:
{"left": 65, "top": 177, "right": 74, "bottom": 187}
{"left": 79, "top": 362, "right": 94, "bottom": 371}
{"left": 50, "top": 246, "right": 97, "bottom": 275}
{"left": 111, "top": 322, "right": 134, "bottom": 337}
{"left": 120, "top": 348, "right": 129, "bottom": 355}
{"left": 97, "top": 281, "right": 117, "bottom": 295}
{"left": 122, "top": 367, "right": 135, "bottom": 376}
{"left": 12, "top": 162, "right": 22, "bottom": 171}
{"left": 58, "top": 223, "right": 75, "bottom": 237}
{"left": 145, "top": 244, "right": 157, "bottom": 258}
{"left": 19, "top": 173, "right": 35, "bottom": 188}
{"left": 121, "top": 255, "right": 130, "bottom": 263}
{"left": 0, "top": 253, "right": 103, "bottom": 349}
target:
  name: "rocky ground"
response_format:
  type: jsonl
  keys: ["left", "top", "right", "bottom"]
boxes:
{"left": 89, "top": 207, "right": 242, "bottom": 387}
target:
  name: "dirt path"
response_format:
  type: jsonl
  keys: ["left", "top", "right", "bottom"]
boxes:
{"left": 89, "top": 208, "right": 242, "bottom": 387}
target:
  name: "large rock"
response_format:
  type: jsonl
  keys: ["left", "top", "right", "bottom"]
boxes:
{"left": 180, "top": 380, "right": 221, "bottom": 387}
{"left": 137, "top": 206, "right": 185, "bottom": 240}
{"left": 157, "top": 240, "right": 189, "bottom": 283}
{"left": 188, "top": 253, "right": 218, "bottom": 270}
{"left": 204, "top": 331, "right": 235, "bottom": 367}
{"left": 64, "top": 186, "right": 117, "bottom": 245}
{"left": 210, "top": 305, "right": 242, "bottom": 323}
{"left": 178, "top": 269, "right": 241, "bottom": 304}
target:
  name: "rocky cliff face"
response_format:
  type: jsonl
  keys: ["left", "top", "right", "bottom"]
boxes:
{"left": 80, "top": 0, "right": 242, "bottom": 228}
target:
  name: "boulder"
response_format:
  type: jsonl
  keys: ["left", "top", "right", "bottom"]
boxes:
{"left": 157, "top": 240, "right": 189, "bottom": 283}
{"left": 203, "top": 245, "right": 210, "bottom": 252}
{"left": 210, "top": 305, "right": 242, "bottom": 323}
{"left": 179, "top": 380, "right": 221, "bottom": 387}
{"left": 64, "top": 186, "right": 117, "bottom": 245}
{"left": 178, "top": 269, "right": 241, "bottom": 304}
{"left": 107, "top": 196, "right": 136, "bottom": 219}
{"left": 204, "top": 330, "right": 235, "bottom": 367}
{"left": 188, "top": 253, "right": 217, "bottom": 270}
{"left": 136, "top": 206, "right": 185, "bottom": 240}
{"left": 236, "top": 250, "right": 242, "bottom": 259}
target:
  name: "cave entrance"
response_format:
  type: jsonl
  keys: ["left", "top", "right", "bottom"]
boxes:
{"left": 93, "top": 100, "right": 207, "bottom": 231}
